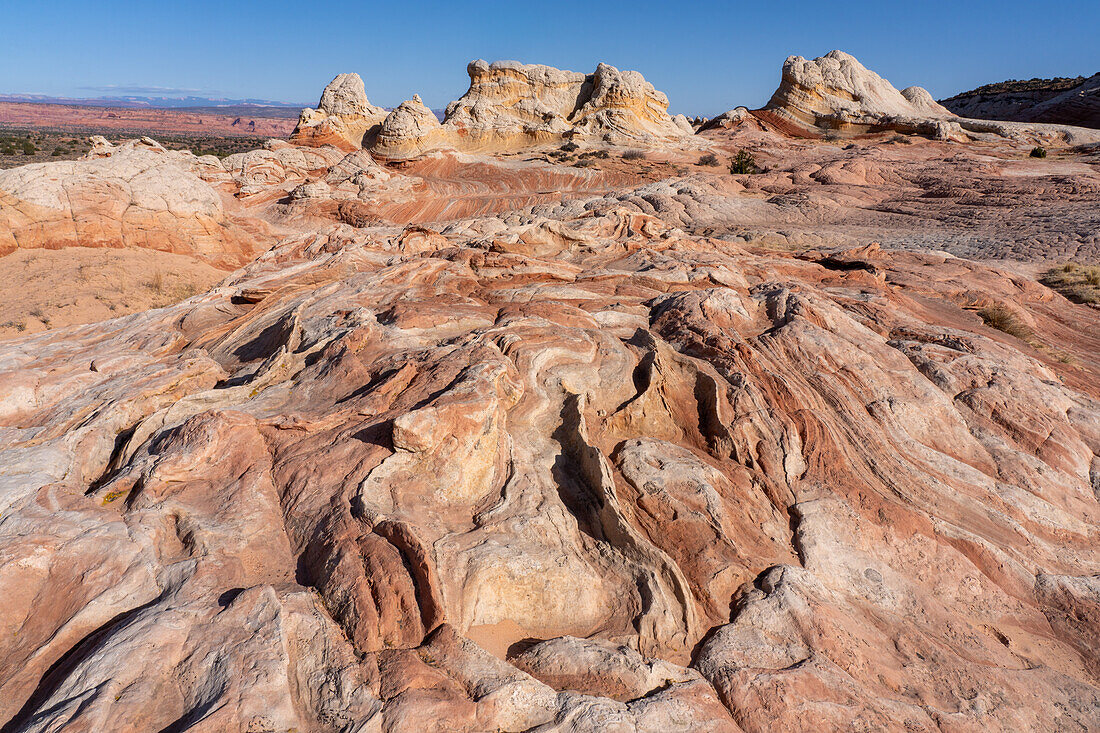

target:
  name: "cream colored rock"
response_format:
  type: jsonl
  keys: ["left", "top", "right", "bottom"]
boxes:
{"left": 366, "top": 59, "right": 691, "bottom": 159}
{"left": 571, "top": 62, "right": 690, "bottom": 141}
{"left": 290, "top": 72, "right": 389, "bottom": 150}
{"left": 766, "top": 49, "right": 953, "bottom": 130}
{"left": 372, "top": 94, "right": 446, "bottom": 159}
{"left": 0, "top": 138, "right": 271, "bottom": 267}
{"left": 443, "top": 59, "right": 587, "bottom": 145}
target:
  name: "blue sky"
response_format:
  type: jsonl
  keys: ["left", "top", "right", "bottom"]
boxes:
{"left": 2, "top": 0, "right": 1097, "bottom": 116}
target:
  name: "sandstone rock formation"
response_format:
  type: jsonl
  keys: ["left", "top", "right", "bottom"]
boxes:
{"left": 297, "top": 60, "right": 692, "bottom": 160}
{"left": 0, "top": 137, "right": 273, "bottom": 268}
{"left": 372, "top": 94, "right": 447, "bottom": 159}
{"left": 290, "top": 73, "right": 389, "bottom": 151}
{"left": 3, "top": 138, "right": 1100, "bottom": 729}
{"left": 1018, "top": 72, "right": 1100, "bottom": 129}
{"left": 440, "top": 60, "right": 691, "bottom": 154}
{"left": 763, "top": 50, "right": 1100, "bottom": 145}
{"left": 442, "top": 60, "right": 589, "bottom": 147}
{"left": 3, "top": 56, "right": 1100, "bottom": 732}
{"left": 766, "top": 50, "right": 952, "bottom": 129}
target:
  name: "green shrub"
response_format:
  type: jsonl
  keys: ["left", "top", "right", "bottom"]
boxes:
{"left": 21, "top": 140, "right": 36, "bottom": 155}
{"left": 1030, "top": 146, "right": 1047, "bottom": 158}
{"left": 698, "top": 153, "right": 720, "bottom": 167}
{"left": 730, "top": 149, "right": 758, "bottom": 174}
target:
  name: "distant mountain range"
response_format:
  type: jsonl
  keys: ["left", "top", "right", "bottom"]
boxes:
{"left": 0, "top": 93, "right": 308, "bottom": 113}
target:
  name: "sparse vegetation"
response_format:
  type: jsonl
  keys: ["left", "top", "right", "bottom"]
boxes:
{"left": 1040, "top": 263, "right": 1100, "bottom": 304}
{"left": 976, "top": 302, "right": 1033, "bottom": 341}
{"left": 887, "top": 134, "right": 913, "bottom": 145}
{"left": 729, "top": 149, "right": 759, "bottom": 174}
{"left": 146, "top": 271, "right": 166, "bottom": 294}
{"left": 0, "top": 130, "right": 263, "bottom": 168}
{"left": 698, "top": 153, "right": 720, "bottom": 167}
{"left": 560, "top": 141, "right": 579, "bottom": 153}
{"left": 622, "top": 149, "right": 647, "bottom": 161}
{"left": 1030, "top": 146, "right": 1047, "bottom": 158}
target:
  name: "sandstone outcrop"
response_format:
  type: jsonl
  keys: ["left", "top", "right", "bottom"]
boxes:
{"left": 300, "top": 60, "right": 693, "bottom": 160}
{"left": 372, "top": 94, "right": 446, "bottom": 159}
{"left": 2, "top": 143, "right": 1100, "bottom": 729}
{"left": 0, "top": 137, "right": 273, "bottom": 268}
{"left": 442, "top": 60, "right": 588, "bottom": 146}
{"left": 440, "top": 60, "right": 692, "bottom": 153}
{"left": 290, "top": 73, "right": 389, "bottom": 151}
{"left": 763, "top": 50, "right": 1100, "bottom": 145}
{"left": 766, "top": 50, "right": 952, "bottom": 130}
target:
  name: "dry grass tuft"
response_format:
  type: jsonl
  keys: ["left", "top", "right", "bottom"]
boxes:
{"left": 1040, "top": 263, "right": 1100, "bottom": 305}
{"left": 976, "top": 303, "right": 1033, "bottom": 342}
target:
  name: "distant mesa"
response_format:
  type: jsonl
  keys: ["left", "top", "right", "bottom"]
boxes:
{"left": 292, "top": 60, "right": 692, "bottom": 159}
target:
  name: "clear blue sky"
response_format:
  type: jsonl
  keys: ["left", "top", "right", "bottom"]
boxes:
{"left": 2, "top": 0, "right": 1097, "bottom": 116}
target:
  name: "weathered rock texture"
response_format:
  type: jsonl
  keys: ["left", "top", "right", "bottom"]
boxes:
{"left": 297, "top": 61, "right": 691, "bottom": 160}
{"left": 290, "top": 73, "right": 389, "bottom": 151}
{"left": 763, "top": 50, "right": 1100, "bottom": 145}
{"left": 2, "top": 138, "right": 1100, "bottom": 730}
{"left": 0, "top": 137, "right": 274, "bottom": 268}
{"left": 766, "top": 50, "right": 952, "bottom": 129}
{"left": 438, "top": 60, "right": 691, "bottom": 153}
{"left": 2, "top": 62, "right": 1100, "bottom": 732}
{"left": 372, "top": 94, "right": 447, "bottom": 159}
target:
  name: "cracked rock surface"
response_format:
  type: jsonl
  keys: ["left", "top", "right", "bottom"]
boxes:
{"left": 2, "top": 164, "right": 1099, "bottom": 730}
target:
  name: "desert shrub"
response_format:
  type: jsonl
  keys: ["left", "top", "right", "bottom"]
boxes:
{"left": 977, "top": 303, "right": 1032, "bottom": 341}
{"left": 1030, "top": 146, "right": 1047, "bottom": 158}
{"left": 1040, "top": 263, "right": 1100, "bottom": 305}
{"left": 573, "top": 158, "right": 595, "bottom": 168}
{"left": 729, "top": 149, "right": 758, "bottom": 174}
{"left": 622, "top": 149, "right": 647, "bottom": 161}
{"left": 51, "top": 148, "right": 64, "bottom": 156}
{"left": 21, "top": 140, "right": 36, "bottom": 155}
{"left": 698, "top": 153, "right": 720, "bottom": 167}
{"left": 0, "top": 145, "right": 15, "bottom": 156}
{"left": 560, "top": 141, "right": 579, "bottom": 153}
